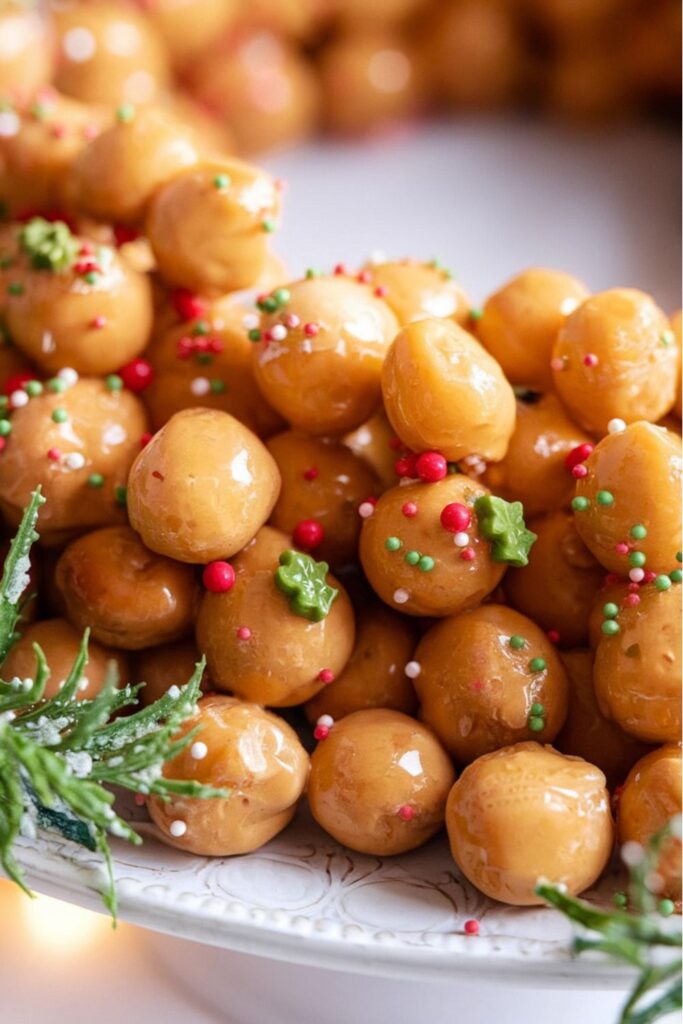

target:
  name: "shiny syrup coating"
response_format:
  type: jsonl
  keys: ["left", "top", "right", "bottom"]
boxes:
{"left": 343, "top": 408, "right": 402, "bottom": 492}
{"left": 359, "top": 259, "right": 471, "bottom": 328}
{"left": 0, "top": 4, "right": 53, "bottom": 98}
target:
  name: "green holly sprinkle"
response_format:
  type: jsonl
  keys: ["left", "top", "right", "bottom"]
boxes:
{"left": 596, "top": 490, "right": 614, "bottom": 506}
{"left": 19, "top": 217, "right": 78, "bottom": 272}
{"left": 404, "top": 550, "right": 420, "bottom": 565}
{"left": 51, "top": 408, "right": 68, "bottom": 424}
{"left": 87, "top": 473, "right": 104, "bottom": 489}
{"left": 528, "top": 657, "right": 546, "bottom": 673}
{"left": 385, "top": 537, "right": 401, "bottom": 551}
{"left": 509, "top": 635, "right": 526, "bottom": 650}
{"left": 274, "top": 550, "right": 338, "bottom": 623}
{"left": 474, "top": 495, "right": 537, "bottom": 567}
{"left": 571, "top": 496, "right": 590, "bottom": 511}
{"left": 602, "top": 620, "right": 620, "bottom": 636}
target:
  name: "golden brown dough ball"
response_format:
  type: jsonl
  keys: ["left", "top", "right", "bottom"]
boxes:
{"left": 266, "top": 430, "right": 379, "bottom": 567}
{"left": 188, "top": 32, "right": 319, "bottom": 155}
{"left": 72, "top": 105, "right": 199, "bottom": 226}
{"left": 381, "top": 318, "right": 516, "bottom": 462}
{"left": 133, "top": 640, "right": 207, "bottom": 706}
{"left": 145, "top": 159, "right": 280, "bottom": 295}
{"left": 52, "top": 1, "right": 170, "bottom": 107}
{"left": 415, "top": 605, "right": 568, "bottom": 762}
{"left": 572, "top": 422, "right": 682, "bottom": 576}
{"left": 305, "top": 599, "right": 418, "bottom": 723}
{"left": 594, "top": 579, "right": 681, "bottom": 745}
{"left": 555, "top": 649, "right": 652, "bottom": 789}
{"left": 139, "top": 0, "right": 237, "bottom": 69}
{"left": 4, "top": 222, "right": 153, "bottom": 376}
{"left": 0, "top": 3, "right": 53, "bottom": 100}
{"left": 148, "top": 694, "right": 309, "bottom": 856}
{"left": 0, "top": 376, "right": 148, "bottom": 546}
{"left": 253, "top": 275, "right": 399, "bottom": 436}
{"left": 236, "top": 0, "right": 323, "bottom": 41}
{"left": 1, "top": 617, "right": 129, "bottom": 700}
{"left": 551, "top": 289, "right": 678, "bottom": 436}
{"left": 545, "top": 44, "right": 629, "bottom": 124}
{"left": 505, "top": 511, "right": 603, "bottom": 648}
{"left": 446, "top": 742, "right": 614, "bottom": 905}
{"left": 343, "top": 408, "right": 402, "bottom": 492}
{"left": 483, "top": 393, "right": 594, "bottom": 520}
{"left": 336, "top": 0, "right": 426, "bottom": 28}
{"left": 142, "top": 303, "right": 283, "bottom": 436}
{"left": 526, "top": 0, "right": 621, "bottom": 38}
{"left": 359, "top": 475, "right": 507, "bottom": 617}
{"left": 196, "top": 528, "right": 355, "bottom": 706}
{"left": 618, "top": 745, "right": 681, "bottom": 901}
{"left": 55, "top": 525, "right": 200, "bottom": 650}
{"left": 359, "top": 259, "right": 471, "bottom": 327}
{"left": 476, "top": 268, "right": 589, "bottom": 389}
{"left": 308, "top": 709, "right": 455, "bottom": 855}
{"left": 127, "top": 408, "right": 281, "bottom": 563}
{"left": 318, "top": 32, "right": 419, "bottom": 137}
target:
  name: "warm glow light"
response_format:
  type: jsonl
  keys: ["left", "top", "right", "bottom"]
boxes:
{"left": 20, "top": 893, "right": 109, "bottom": 952}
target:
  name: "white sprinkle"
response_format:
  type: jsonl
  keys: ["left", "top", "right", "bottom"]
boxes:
{"left": 57, "top": 367, "right": 79, "bottom": 386}
{"left": 78, "top": 677, "right": 90, "bottom": 692}
{"left": 63, "top": 26, "right": 96, "bottom": 63}
{"left": 369, "top": 249, "right": 387, "bottom": 265}
{"left": 190, "top": 741, "right": 208, "bottom": 760}
{"left": 9, "top": 390, "right": 28, "bottom": 408}
{"left": 190, "top": 376, "right": 210, "bottom": 396}
{"left": 167, "top": 685, "right": 181, "bottom": 699}
{"left": 629, "top": 568, "right": 645, "bottom": 583}
{"left": 453, "top": 532, "right": 469, "bottom": 548}
{"left": 316, "top": 715, "right": 334, "bottom": 729}
{"left": 404, "top": 661, "right": 421, "bottom": 679}
{"left": 621, "top": 840, "right": 644, "bottom": 867}
{"left": 393, "top": 588, "right": 409, "bottom": 604}
{"left": 64, "top": 452, "right": 86, "bottom": 470}
{"left": 607, "top": 418, "right": 626, "bottom": 434}
{"left": 358, "top": 501, "right": 375, "bottom": 519}
{"left": 0, "top": 111, "right": 20, "bottom": 138}
{"left": 242, "top": 313, "right": 259, "bottom": 330}
{"left": 169, "top": 819, "right": 187, "bottom": 838}
{"left": 270, "top": 324, "right": 287, "bottom": 342}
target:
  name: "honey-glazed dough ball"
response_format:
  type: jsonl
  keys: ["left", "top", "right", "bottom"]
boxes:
{"left": 142, "top": 303, "right": 283, "bottom": 436}
{"left": 56, "top": 525, "right": 200, "bottom": 650}
{"left": 305, "top": 599, "right": 418, "bottom": 723}
{"left": 336, "top": 0, "right": 426, "bottom": 27}
{"left": 148, "top": 695, "right": 309, "bottom": 856}
{"left": 52, "top": 1, "right": 170, "bottom": 107}
{"left": 359, "top": 259, "right": 471, "bottom": 327}
{"left": 572, "top": 422, "right": 682, "bottom": 575}
{"left": 308, "top": 709, "right": 455, "bottom": 855}
{"left": 266, "top": 430, "right": 379, "bottom": 567}
{"left": 236, "top": 0, "right": 324, "bottom": 40}
{"left": 146, "top": 159, "right": 280, "bottom": 296}
{"left": 127, "top": 408, "right": 281, "bottom": 563}
{"left": 476, "top": 268, "right": 589, "bottom": 389}
{"left": 555, "top": 649, "right": 652, "bottom": 789}
{"left": 188, "top": 32, "right": 319, "bottom": 155}
{"left": 1, "top": 617, "right": 129, "bottom": 700}
{"left": 618, "top": 745, "right": 681, "bottom": 900}
{"left": 483, "top": 393, "right": 594, "bottom": 520}
{"left": 0, "top": 3, "right": 53, "bottom": 100}
{"left": 253, "top": 275, "right": 399, "bottom": 435}
{"left": 446, "top": 743, "right": 614, "bottom": 905}
{"left": 0, "top": 376, "right": 148, "bottom": 545}
{"left": 414, "top": 605, "right": 568, "bottom": 763}
{"left": 343, "top": 408, "right": 401, "bottom": 492}
{"left": 505, "top": 511, "right": 603, "bottom": 648}
{"left": 140, "top": 0, "right": 237, "bottom": 69}
{"left": 133, "top": 640, "right": 207, "bottom": 706}
{"left": 71, "top": 105, "right": 199, "bottom": 226}
{"left": 359, "top": 475, "right": 507, "bottom": 617}
{"left": 545, "top": 44, "right": 629, "bottom": 124}
{"left": 594, "top": 579, "right": 681, "bottom": 745}
{"left": 4, "top": 222, "right": 153, "bottom": 375}
{"left": 551, "top": 289, "right": 678, "bottom": 435}
{"left": 196, "top": 530, "right": 355, "bottom": 706}
{"left": 381, "top": 318, "right": 516, "bottom": 462}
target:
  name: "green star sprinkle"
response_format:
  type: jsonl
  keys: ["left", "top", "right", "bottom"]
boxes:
{"left": 274, "top": 550, "right": 338, "bottom": 623}
{"left": 19, "top": 217, "right": 78, "bottom": 272}
{"left": 474, "top": 495, "right": 537, "bottom": 567}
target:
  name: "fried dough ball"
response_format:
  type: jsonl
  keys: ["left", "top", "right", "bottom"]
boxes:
{"left": 476, "top": 268, "right": 589, "bottom": 389}
{"left": 266, "top": 430, "right": 380, "bottom": 567}
{"left": 133, "top": 640, "right": 206, "bottom": 706}
{"left": 593, "top": 579, "right": 681, "bottom": 745}
{"left": 72, "top": 105, "right": 199, "bottom": 226}
{"left": 483, "top": 393, "right": 594, "bottom": 519}
{"left": 145, "top": 159, "right": 280, "bottom": 295}
{"left": 572, "top": 422, "right": 682, "bottom": 575}
{"left": 0, "top": 3, "right": 53, "bottom": 99}
{"left": 142, "top": 303, "right": 283, "bottom": 436}
{"left": 148, "top": 695, "right": 309, "bottom": 856}
{"left": 0, "top": 377, "right": 148, "bottom": 545}
{"left": 196, "top": 528, "right": 355, "bottom": 706}
{"left": 127, "top": 408, "right": 281, "bottom": 563}
{"left": 52, "top": 1, "right": 170, "bottom": 107}
{"left": 236, "top": 0, "right": 323, "bottom": 40}
{"left": 359, "top": 259, "right": 471, "bottom": 327}
{"left": 414, "top": 605, "right": 569, "bottom": 763}
{"left": 140, "top": 0, "right": 237, "bottom": 69}
{"left": 545, "top": 44, "right": 629, "bottom": 124}
{"left": 446, "top": 743, "right": 614, "bottom": 905}
{"left": 4, "top": 225, "right": 153, "bottom": 376}
{"left": 305, "top": 599, "right": 418, "bottom": 723}
{"left": 253, "top": 276, "right": 399, "bottom": 435}
{"left": 56, "top": 525, "right": 200, "bottom": 650}
{"left": 336, "top": 0, "right": 426, "bottom": 27}
{"left": 308, "top": 709, "right": 455, "bottom": 855}
{"left": 1, "top": 617, "right": 129, "bottom": 700}
{"left": 381, "top": 318, "right": 516, "bottom": 462}
{"left": 618, "top": 745, "right": 681, "bottom": 901}
{"left": 343, "top": 408, "right": 401, "bottom": 492}
{"left": 359, "top": 475, "right": 506, "bottom": 616}
{"left": 551, "top": 289, "right": 678, "bottom": 435}
{"left": 188, "top": 32, "right": 319, "bottom": 155}
{"left": 505, "top": 511, "right": 603, "bottom": 648}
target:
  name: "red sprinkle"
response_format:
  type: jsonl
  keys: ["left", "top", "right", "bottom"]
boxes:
{"left": 583, "top": 353, "right": 599, "bottom": 367}
{"left": 304, "top": 466, "right": 319, "bottom": 481}
{"left": 464, "top": 919, "right": 480, "bottom": 936}
{"left": 172, "top": 288, "right": 208, "bottom": 321}
{"left": 303, "top": 322, "right": 319, "bottom": 337}
{"left": 293, "top": 519, "right": 324, "bottom": 551}
{"left": 134, "top": 793, "right": 146, "bottom": 807}
{"left": 0, "top": 437, "right": 6, "bottom": 454}
{"left": 628, "top": 582, "right": 640, "bottom": 592}
{"left": 313, "top": 724, "right": 330, "bottom": 741}
{"left": 90, "top": 315, "right": 106, "bottom": 329}
{"left": 604, "top": 573, "right": 621, "bottom": 586}
{"left": 564, "top": 442, "right": 594, "bottom": 471}
{"left": 460, "top": 547, "right": 476, "bottom": 561}
{"left": 374, "top": 285, "right": 389, "bottom": 298}
{"left": 394, "top": 454, "right": 417, "bottom": 478}
{"left": 333, "top": 263, "right": 347, "bottom": 276}
{"left": 615, "top": 542, "right": 630, "bottom": 555}
{"left": 47, "top": 447, "right": 61, "bottom": 461}
{"left": 402, "top": 501, "right": 418, "bottom": 518}
{"left": 236, "top": 626, "right": 252, "bottom": 640}
{"left": 357, "top": 269, "right": 372, "bottom": 284}
{"left": 440, "top": 502, "right": 471, "bottom": 532}
{"left": 643, "top": 571, "right": 656, "bottom": 583}
{"left": 112, "top": 224, "right": 140, "bottom": 247}
{"left": 140, "top": 432, "right": 153, "bottom": 448}
{"left": 388, "top": 437, "right": 403, "bottom": 451}
{"left": 398, "top": 805, "right": 414, "bottom": 821}
{"left": 202, "top": 561, "right": 235, "bottom": 593}
{"left": 624, "top": 594, "right": 640, "bottom": 607}
{"left": 119, "top": 358, "right": 154, "bottom": 392}
{"left": 3, "top": 371, "right": 37, "bottom": 396}
{"left": 547, "top": 629, "right": 561, "bottom": 643}
{"left": 571, "top": 464, "right": 588, "bottom": 479}
{"left": 416, "top": 451, "right": 447, "bottom": 482}
{"left": 318, "top": 669, "right": 335, "bottom": 684}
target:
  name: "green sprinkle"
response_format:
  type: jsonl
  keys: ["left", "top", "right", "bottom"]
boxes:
{"left": 83, "top": 271, "right": 98, "bottom": 285}
{"left": 603, "top": 602, "right": 619, "bottom": 619}
{"left": 30, "top": 102, "right": 47, "bottom": 121}
{"left": 529, "top": 657, "right": 546, "bottom": 673}
{"left": 305, "top": 268, "right": 320, "bottom": 279}
{"left": 19, "top": 217, "right": 78, "bottom": 272}
{"left": 274, "top": 549, "right": 338, "bottom": 622}
{"left": 596, "top": 490, "right": 614, "bottom": 506}
{"left": 261, "top": 296, "right": 278, "bottom": 314}
{"left": 0, "top": 396, "right": 8, "bottom": 409}
{"left": 51, "top": 408, "right": 68, "bottom": 424}
{"left": 273, "top": 287, "right": 290, "bottom": 307}
{"left": 677, "top": 551, "right": 682, "bottom": 563}
{"left": 116, "top": 103, "right": 135, "bottom": 123}
{"left": 670, "top": 569, "right": 682, "bottom": 583}
{"left": 0, "top": 420, "right": 12, "bottom": 437}
{"left": 192, "top": 320, "right": 210, "bottom": 336}
{"left": 105, "top": 374, "right": 123, "bottom": 391}
{"left": 87, "top": 473, "right": 104, "bottom": 489}
{"left": 385, "top": 536, "right": 401, "bottom": 551}
{"left": 658, "top": 898, "right": 675, "bottom": 917}
{"left": 469, "top": 307, "right": 483, "bottom": 321}
{"left": 7, "top": 282, "right": 23, "bottom": 296}
{"left": 629, "top": 551, "right": 647, "bottom": 568}
{"left": 261, "top": 218, "right": 276, "bottom": 234}
{"left": 530, "top": 703, "right": 545, "bottom": 716}
{"left": 509, "top": 635, "right": 526, "bottom": 650}
{"left": 248, "top": 328, "right": 262, "bottom": 342}
{"left": 474, "top": 495, "right": 537, "bottom": 567}
{"left": 613, "top": 892, "right": 628, "bottom": 909}
{"left": 196, "top": 353, "right": 213, "bottom": 365}
{"left": 528, "top": 716, "right": 545, "bottom": 733}
{"left": 602, "top": 620, "right": 620, "bottom": 636}
{"left": 447, "top": 462, "right": 459, "bottom": 475}
{"left": 630, "top": 524, "right": 647, "bottom": 540}
{"left": 114, "top": 485, "right": 127, "bottom": 506}
{"left": 655, "top": 574, "right": 672, "bottom": 591}
{"left": 46, "top": 378, "right": 66, "bottom": 394}
{"left": 24, "top": 380, "right": 42, "bottom": 397}
{"left": 0, "top": 255, "right": 13, "bottom": 270}
{"left": 660, "top": 330, "right": 674, "bottom": 347}
{"left": 210, "top": 379, "right": 226, "bottom": 394}
{"left": 404, "top": 550, "right": 421, "bottom": 566}
{"left": 212, "top": 173, "right": 230, "bottom": 190}
{"left": 417, "top": 555, "right": 434, "bottom": 572}
{"left": 571, "top": 496, "right": 590, "bottom": 511}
